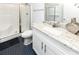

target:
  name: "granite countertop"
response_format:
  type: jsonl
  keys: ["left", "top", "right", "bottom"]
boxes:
{"left": 32, "top": 22, "right": 79, "bottom": 52}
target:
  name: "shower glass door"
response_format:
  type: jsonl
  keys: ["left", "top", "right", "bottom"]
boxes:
{"left": 0, "top": 4, "right": 19, "bottom": 39}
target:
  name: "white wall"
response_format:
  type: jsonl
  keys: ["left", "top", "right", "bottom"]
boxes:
{"left": 63, "top": 3, "right": 79, "bottom": 22}
{"left": 30, "top": 3, "right": 45, "bottom": 24}
{"left": 30, "top": 3, "right": 79, "bottom": 24}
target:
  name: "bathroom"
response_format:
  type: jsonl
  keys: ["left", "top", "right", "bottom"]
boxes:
{"left": 0, "top": 2, "right": 79, "bottom": 55}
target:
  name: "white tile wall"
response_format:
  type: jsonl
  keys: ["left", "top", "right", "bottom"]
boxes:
{"left": 30, "top": 3, "right": 45, "bottom": 24}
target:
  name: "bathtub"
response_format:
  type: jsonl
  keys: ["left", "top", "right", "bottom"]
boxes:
{"left": 0, "top": 4, "right": 20, "bottom": 43}
{"left": 0, "top": 23, "right": 20, "bottom": 43}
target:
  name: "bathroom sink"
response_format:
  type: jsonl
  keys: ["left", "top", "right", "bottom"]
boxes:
{"left": 43, "top": 27, "right": 64, "bottom": 36}
{"left": 42, "top": 26, "right": 76, "bottom": 42}
{"left": 43, "top": 21, "right": 60, "bottom": 27}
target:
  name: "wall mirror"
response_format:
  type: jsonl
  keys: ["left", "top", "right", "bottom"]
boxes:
{"left": 45, "top": 3, "right": 63, "bottom": 22}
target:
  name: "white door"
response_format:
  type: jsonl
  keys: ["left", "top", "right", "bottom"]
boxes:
{"left": 20, "top": 4, "right": 31, "bottom": 32}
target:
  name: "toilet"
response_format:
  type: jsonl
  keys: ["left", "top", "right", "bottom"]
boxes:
{"left": 21, "top": 30, "right": 32, "bottom": 45}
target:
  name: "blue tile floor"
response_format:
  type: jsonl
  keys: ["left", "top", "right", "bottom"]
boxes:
{"left": 0, "top": 37, "right": 36, "bottom": 55}
{"left": 24, "top": 44, "right": 36, "bottom": 55}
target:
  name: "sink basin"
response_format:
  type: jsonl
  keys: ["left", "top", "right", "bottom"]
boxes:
{"left": 43, "top": 21, "right": 60, "bottom": 27}
{"left": 43, "top": 27, "right": 64, "bottom": 36}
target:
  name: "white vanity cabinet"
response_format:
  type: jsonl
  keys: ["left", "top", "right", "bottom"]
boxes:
{"left": 33, "top": 27, "right": 79, "bottom": 55}
{"left": 33, "top": 28, "right": 57, "bottom": 55}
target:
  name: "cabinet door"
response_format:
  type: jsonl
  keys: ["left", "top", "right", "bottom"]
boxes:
{"left": 41, "top": 35, "right": 63, "bottom": 55}
{"left": 44, "top": 41, "right": 64, "bottom": 55}
{"left": 33, "top": 29, "right": 44, "bottom": 55}
{"left": 43, "top": 44, "right": 57, "bottom": 55}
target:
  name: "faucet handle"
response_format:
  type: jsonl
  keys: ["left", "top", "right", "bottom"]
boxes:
{"left": 71, "top": 18, "right": 76, "bottom": 23}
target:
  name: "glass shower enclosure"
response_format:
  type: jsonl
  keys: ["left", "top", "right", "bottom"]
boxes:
{"left": 0, "top": 4, "right": 20, "bottom": 42}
